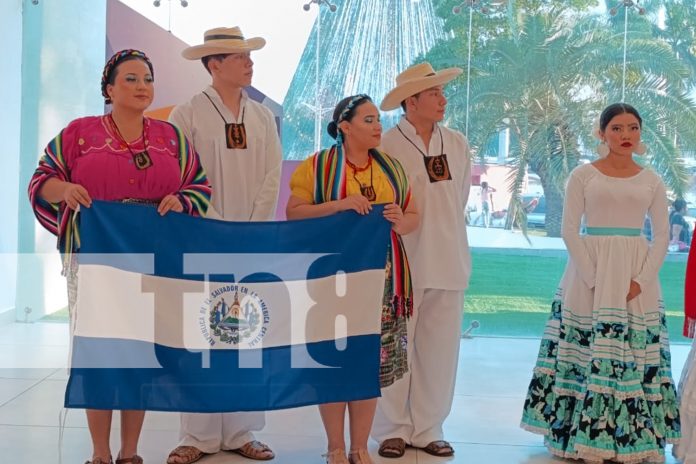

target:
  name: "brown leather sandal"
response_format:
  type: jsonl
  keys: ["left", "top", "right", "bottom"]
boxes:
{"left": 115, "top": 455, "right": 143, "bottom": 464}
{"left": 420, "top": 440, "right": 454, "bottom": 457}
{"left": 378, "top": 438, "right": 406, "bottom": 458}
{"left": 167, "top": 446, "right": 204, "bottom": 464}
{"left": 230, "top": 440, "right": 275, "bottom": 461}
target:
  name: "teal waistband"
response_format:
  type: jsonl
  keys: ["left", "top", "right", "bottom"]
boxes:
{"left": 585, "top": 227, "right": 641, "bottom": 236}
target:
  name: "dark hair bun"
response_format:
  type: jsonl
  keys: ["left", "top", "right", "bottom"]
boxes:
{"left": 327, "top": 121, "right": 338, "bottom": 139}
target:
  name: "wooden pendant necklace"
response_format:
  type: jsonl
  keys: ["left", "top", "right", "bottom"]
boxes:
{"left": 397, "top": 124, "right": 452, "bottom": 183}
{"left": 346, "top": 156, "right": 376, "bottom": 201}
{"left": 203, "top": 91, "right": 247, "bottom": 149}
{"left": 108, "top": 114, "right": 153, "bottom": 170}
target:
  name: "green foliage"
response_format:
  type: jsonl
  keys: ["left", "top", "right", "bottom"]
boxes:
{"left": 426, "top": 1, "right": 696, "bottom": 236}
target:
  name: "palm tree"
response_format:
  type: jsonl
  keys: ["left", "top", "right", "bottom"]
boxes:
{"left": 644, "top": 0, "right": 696, "bottom": 77}
{"left": 426, "top": 2, "right": 696, "bottom": 236}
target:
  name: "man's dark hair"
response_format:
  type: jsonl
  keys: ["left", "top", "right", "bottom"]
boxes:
{"left": 201, "top": 54, "right": 231, "bottom": 74}
{"left": 399, "top": 91, "right": 423, "bottom": 112}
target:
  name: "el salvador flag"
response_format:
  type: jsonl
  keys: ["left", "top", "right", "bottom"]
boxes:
{"left": 65, "top": 201, "right": 391, "bottom": 412}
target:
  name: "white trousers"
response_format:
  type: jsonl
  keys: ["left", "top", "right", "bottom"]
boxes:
{"left": 372, "top": 288, "right": 464, "bottom": 447}
{"left": 178, "top": 412, "right": 265, "bottom": 453}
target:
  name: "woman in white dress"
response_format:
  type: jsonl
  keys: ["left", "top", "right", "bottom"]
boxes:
{"left": 520, "top": 103, "right": 681, "bottom": 463}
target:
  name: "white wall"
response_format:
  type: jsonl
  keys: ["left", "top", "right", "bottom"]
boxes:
{"left": 118, "top": 0, "right": 315, "bottom": 104}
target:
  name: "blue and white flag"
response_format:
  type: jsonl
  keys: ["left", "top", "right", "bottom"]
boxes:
{"left": 66, "top": 201, "right": 391, "bottom": 412}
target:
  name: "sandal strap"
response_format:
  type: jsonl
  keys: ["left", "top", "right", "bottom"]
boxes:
{"left": 115, "top": 455, "right": 143, "bottom": 464}
{"left": 243, "top": 440, "right": 272, "bottom": 452}
{"left": 378, "top": 438, "right": 406, "bottom": 457}
{"left": 429, "top": 440, "right": 449, "bottom": 446}
{"left": 422, "top": 440, "right": 454, "bottom": 455}
{"left": 380, "top": 438, "right": 405, "bottom": 449}
{"left": 167, "top": 446, "right": 204, "bottom": 464}
{"left": 322, "top": 449, "right": 349, "bottom": 464}
{"left": 349, "top": 448, "right": 373, "bottom": 464}
{"left": 234, "top": 440, "right": 275, "bottom": 460}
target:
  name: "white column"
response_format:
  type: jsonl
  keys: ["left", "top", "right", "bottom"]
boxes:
{"left": 0, "top": 0, "right": 23, "bottom": 325}
{"left": 15, "top": 0, "right": 107, "bottom": 322}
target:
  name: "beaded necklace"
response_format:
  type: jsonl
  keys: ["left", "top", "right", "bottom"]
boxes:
{"left": 346, "top": 156, "right": 376, "bottom": 201}
{"left": 108, "top": 114, "right": 152, "bottom": 170}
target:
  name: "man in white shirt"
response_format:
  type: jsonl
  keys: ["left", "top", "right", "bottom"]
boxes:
{"left": 372, "top": 62, "right": 472, "bottom": 459}
{"left": 167, "top": 26, "right": 281, "bottom": 464}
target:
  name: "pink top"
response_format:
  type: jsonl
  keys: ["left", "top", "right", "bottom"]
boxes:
{"left": 65, "top": 115, "right": 183, "bottom": 201}
{"left": 29, "top": 114, "right": 211, "bottom": 257}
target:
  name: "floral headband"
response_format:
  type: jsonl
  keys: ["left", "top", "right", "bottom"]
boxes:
{"left": 101, "top": 49, "right": 154, "bottom": 104}
{"left": 336, "top": 94, "right": 372, "bottom": 124}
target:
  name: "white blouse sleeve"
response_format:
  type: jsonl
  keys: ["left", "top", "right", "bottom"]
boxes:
{"left": 561, "top": 170, "right": 596, "bottom": 288}
{"left": 634, "top": 177, "right": 669, "bottom": 287}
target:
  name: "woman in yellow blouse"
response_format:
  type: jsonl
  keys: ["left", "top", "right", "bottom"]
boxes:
{"left": 287, "top": 94, "right": 418, "bottom": 464}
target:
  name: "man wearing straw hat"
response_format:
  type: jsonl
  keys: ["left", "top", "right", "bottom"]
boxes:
{"left": 372, "top": 62, "right": 472, "bottom": 459}
{"left": 166, "top": 26, "right": 280, "bottom": 464}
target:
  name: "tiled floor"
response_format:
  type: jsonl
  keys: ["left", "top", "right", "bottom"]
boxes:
{"left": 0, "top": 322, "right": 689, "bottom": 463}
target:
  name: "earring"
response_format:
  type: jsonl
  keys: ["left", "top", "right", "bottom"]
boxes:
{"left": 634, "top": 142, "right": 647, "bottom": 155}
{"left": 596, "top": 141, "right": 609, "bottom": 158}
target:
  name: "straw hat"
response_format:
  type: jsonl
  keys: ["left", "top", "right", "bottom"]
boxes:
{"left": 380, "top": 62, "right": 462, "bottom": 111}
{"left": 182, "top": 26, "right": 266, "bottom": 60}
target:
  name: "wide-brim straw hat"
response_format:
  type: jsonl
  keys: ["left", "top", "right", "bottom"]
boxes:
{"left": 182, "top": 26, "right": 266, "bottom": 60}
{"left": 380, "top": 62, "right": 463, "bottom": 111}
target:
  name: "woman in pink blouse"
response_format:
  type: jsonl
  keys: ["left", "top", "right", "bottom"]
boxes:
{"left": 28, "top": 49, "right": 211, "bottom": 464}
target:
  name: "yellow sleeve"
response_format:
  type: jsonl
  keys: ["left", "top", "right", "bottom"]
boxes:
{"left": 289, "top": 156, "right": 316, "bottom": 203}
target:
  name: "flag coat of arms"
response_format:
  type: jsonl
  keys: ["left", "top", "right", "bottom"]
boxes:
{"left": 66, "top": 201, "right": 391, "bottom": 412}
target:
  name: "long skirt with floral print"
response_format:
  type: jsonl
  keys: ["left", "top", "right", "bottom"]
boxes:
{"left": 520, "top": 235, "right": 680, "bottom": 463}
